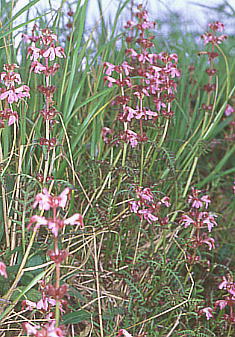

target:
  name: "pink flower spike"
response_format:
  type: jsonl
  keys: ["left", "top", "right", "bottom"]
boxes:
{"left": 0, "top": 262, "right": 7, "bottom": 278}
{"left": 64, "top": 213, "right": 84, "bottom": 229}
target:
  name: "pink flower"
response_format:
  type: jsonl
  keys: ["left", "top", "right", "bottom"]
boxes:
{"left": 218, "top": 276, "right": 235, "bottom": 296}
{"left": 64, "top": 213, "right": 84, "bottom": 229}
{"left": 219, "top": 276, "right": 229, "bottom": 290}
{"left": 8, "top": 111, "right": 18, "bottom": 125}
{"left": 22, "top": 322, "right": 40, "bottom": 335}
{"left": 0, "top": 262, "right": 7, "bottom": 278}
{"left": 201, "top": 236, "right": 215, "bottom": 250}
{"left": 43, "top": 45, "right": 66, "bottom": 61}
{"left": 201, "top": 212, "right": 218, "bottom": 232}
{"left": 30, "top": 61, "right": 47, "bottom": 74}
{"left": 33, "top": 189, "right": 51, "bottom": 210}
{"left": 33, "top": 188, "right": 70, "bottom": 210}
{"left": 129, "top": 200, "right": 140, "bottom": 213}
{"left": 103, "top": 62, "right": 116, "bottom": 75}
{"left": 139, "top": 209, "right": 158, "bottom": 223}
{"left": 160, "top": 196, "right": 171, "bottom": 207}
{"left": 104, "top": 75, "right": 117, "bottom": 87}
{"left": 215, "top": 299, "right": 229, "bottom": 310}
{"left": 209, "top": 21, "right": 224, "bottom": 32}
{"left": 117, "top": 329, "right": 133, "bottom": 337}
{"left": 121, "top": 61, "right": 134, "bottom": 76}
{"left": 125, "top": 130, "right": 138, "bottom": 147}
{"left": 224, "top": 104, "right": 234, "bottom": 116}
{"left": 0, "top": 71, "right": 21, "bottom": 86}
{"left": 124, "top": 106, "right": 137, "bottom": 121}
{"left": 28, "top": 215, "right": 48, "bottom": 231}
{"left": 188, "top": 188, "right": 211, "bottom": 209}
{"left": 27, "top": 45, "right": 41, "bottom": 60}
{"left": 199, "top": 307, "right": 213, "bottom": 320}
{"left": 0, "top": 85, "right": 30, "bottom": 103}
{"left": 137, "top": 187, "right": 154, "bottom": 202}
{"left": 180, "top": 214, "right": 195, "bottom": 228}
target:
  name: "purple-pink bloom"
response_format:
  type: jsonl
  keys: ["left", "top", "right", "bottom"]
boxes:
{"left": 224, "top": 104, "right": 234, "bottom": 116}
{"left": 30, "top": 61, "right": 47, "bottom": 74}
{"left": 137, "top": 187, "right": 154, "bottom": 202}
{"left": 64, "top": 213, "right": 84, "bottom": 229}
{"left": 199, "top": 307, "right": 213, "bottom": 320}
{"left": 201, "top": 236, "right": 215, "bottom": 250}
{"left": 201, "top": 212, "right": 218, "bottom": 232}
{"left": 33, "top": 188, "right": 70, "bottom": 210}
{"left": 117, "top": 329, "right": 133, "bottom": 337}
{"left": 104, "top": 75, "right": 117, "bottom": 87}
{"left": 0, "top": 262, "right": 7, "bottom": 278}
{"left": 27, "top": 45, "right": 41, "bottom": 61}
{"left": 0, "top": 85, "right": 30, "bottom": 104}
{"left": 160, "top": 196, "right": 171, "bottom": 207}
{"left": 43, "top": 45, "right": 66, "bottom": 61}
{"left": 129, "top": 200, "right": 140, "bottom": 213}
{"left": 139, "top": 209, "right": 158, "bottom": 223}
{"left": 180, "top": 214, "right": 195, "bottom": 228}
{"left": 215, "top": 299, "right": 229, "bottom": 310}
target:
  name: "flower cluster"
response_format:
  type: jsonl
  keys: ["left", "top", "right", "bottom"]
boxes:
{"left": 199, "top": 22, "right": 226, "bottom": 112}
{"left": 180, "top": 188, "right": 218, "bottom": 263}
{"left": 23, "top": 25, "right": 66, "bottom": 124}
{"left": 129, "top": 186, "right": 170, "bottom": 224}
{"left": 0, "top": 64, "right": 30, "bottom": 128}
{"left": 103, "top": 4, "right": 180, "bottom": 148}
{"left": 23, "top": 320, "right": 65, "bottom": 337}
{"left": 201, "top": 21, "right": 227, "bottom": 45}
{"left": 0, "top": 63, "right": 30, "bottom": 105}
{"left": 199, "top": 275, "right": 235, "bottom": 324}
{"left": 24, "top": 188, "right": 84, "bottom": 335}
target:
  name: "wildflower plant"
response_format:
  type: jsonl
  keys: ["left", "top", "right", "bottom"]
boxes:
{"left": 103, "top": 4, "right": 180, "bottom": 185}
{"left": 23, "top": 187, "right": 83, "bottom": 335}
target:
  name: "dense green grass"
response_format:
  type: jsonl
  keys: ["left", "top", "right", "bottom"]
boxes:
{"left": 0, "top": 0, "right": 234, "bottom": 336}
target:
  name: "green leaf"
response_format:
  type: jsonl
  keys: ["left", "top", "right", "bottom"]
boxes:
{"left": 62, "top": 310, "right": 91, "bottom": 324}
